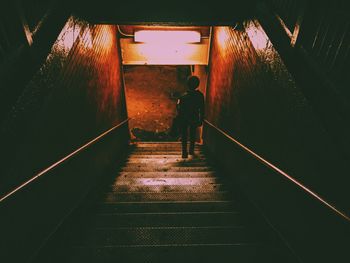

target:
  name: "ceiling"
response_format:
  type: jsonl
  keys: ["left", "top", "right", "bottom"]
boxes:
{"left": 71, "top": 0, "right": 256, "bottom": 25}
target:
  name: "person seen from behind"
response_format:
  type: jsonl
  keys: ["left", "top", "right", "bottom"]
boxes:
{"left": 177, "top": 75, "right": 205, "bottom": 158}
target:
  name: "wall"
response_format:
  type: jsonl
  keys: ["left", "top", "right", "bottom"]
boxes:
{"left": 0, "top": 16, "right": 127, "bottom": 196}
{"left": 0, "top": 1, "right": 69, "bottom": 121}
{"left": 265, "top": 0, "right": 349, "bottom": 98}
{"left": 206, "top": 22, "right": 348, "bottom": 214}
{"left": 123, "top": 65, "right": 190, "bottom": 141}
{"left": 259, "top": 0, "right": 350, "bottom": 161}
{"left": 204, "top": 22, "right": 348, "bottom": 262}
{"left": 0, "top": 15, "right": 129, "bottom": 262}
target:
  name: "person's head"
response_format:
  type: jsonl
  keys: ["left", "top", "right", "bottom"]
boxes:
{"left": 187, "top": 75, "right": 200, "bottom": 90}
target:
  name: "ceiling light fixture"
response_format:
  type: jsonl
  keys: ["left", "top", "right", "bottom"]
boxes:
{"left": 134, "top": 30, "right": 201, "bottom": 43}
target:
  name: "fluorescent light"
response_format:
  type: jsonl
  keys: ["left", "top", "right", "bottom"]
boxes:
{"left": 134, "top": 30, "right": 201, "bottom": 43}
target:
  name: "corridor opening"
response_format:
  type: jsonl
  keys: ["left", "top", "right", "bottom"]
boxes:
{"left": 119, "top": 25, "right": 209, "bottom": 142}
{"left": 123, "top": 65, "right": 190, "bottom": 141}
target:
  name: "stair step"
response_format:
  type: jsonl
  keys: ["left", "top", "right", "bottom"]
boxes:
{"left": 94, "top": 211, "right": 242, "bottom": 227}
{"left": 121, "top": 166, "right": 214, "bottom": 172}
{"left": 76, "top": 226, "right": 254, "bottom": 246}
{"left": 131, "top": 152, "right": 204, "bottom": 155}
{"left": 132, "top": 149, "right": 203, "bottom": 152}
{"left": 133, "top": 142, "right": 200, "bottom": 146}
{"left": 133, "top": 147, "right": 203, "bottom": 151}
{"left": 134, "top": 145, "right": 202, "bottom": 147}
{"left": 126, "top": 158, "right": 207, "bottom": 164}
{"left": 128, "top": 154, "right": 206, "bottom": 159}
{"left": 98, "top": 201, "right": 237, "bottom": 213}
{"left": 110, "top": 184, "right": 225, "bottom": 193}
{"left": 103, "top": 192, "right": 231, "bottom": 202}
{"left": 111, "top": 177, "right": 220, "bottom": 186}
{"left": 68, "top": 244, "right": 294, "bottom": 263}
{"left": 117, "top": 171, "right": 218, "bottom": 178}
{"left": 131, "top": 151, "right": 203, "bottom": 155}
{"left": 124, "top": 162, "right": 208, "bottom": 168}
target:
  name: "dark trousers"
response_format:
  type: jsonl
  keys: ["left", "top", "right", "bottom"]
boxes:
{"left": 180, "top": 123, "right": 197, "bottom": 154}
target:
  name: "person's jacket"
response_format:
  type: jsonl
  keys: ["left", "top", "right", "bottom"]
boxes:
{"left": 177, "top": 89, "right": 205, "bottom": 126}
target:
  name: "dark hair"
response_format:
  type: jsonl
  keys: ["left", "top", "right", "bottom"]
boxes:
{"left": 187, "top": 75, "right": 200, "bottom": 90}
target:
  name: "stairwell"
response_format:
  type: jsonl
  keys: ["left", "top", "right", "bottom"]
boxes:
{"left": 34, "top": 142, "right": 296, "bottom": 263}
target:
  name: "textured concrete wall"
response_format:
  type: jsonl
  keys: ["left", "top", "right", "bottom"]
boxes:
{"left": 123, "top": 65, "right": 190, "bottom": 141}
{"left": 0, "top": 16, "right": 127, "bottom": 195}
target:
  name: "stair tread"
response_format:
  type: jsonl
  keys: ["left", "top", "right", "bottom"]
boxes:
{"left": 103, "top": 192, "right": 232, "bottom": 202}
{"left": 67, "top": 244, "right": 294, "bottom": 263}
{"left": 121, "top": 167, "right": 214, "bottom": 172}
{"left": 124, "top": 163, "right": 210, "bottom": 168}
{"left": 110, "top": 184, "right": 225, "bottom": 193}
{"left": 130, "top": 152, "right": 204, "bottom": 155}
{"left": 74, "top": 226, "right": 256, "bottom": 246}
{"left": 92, "top": 211, "right": 242, "bottom": 227}
{"left": 97, "top": 201, "right": 237, "bottom": 213}
{"left": 126, "top": 158, "right": 207, "bottom": 163}
{"left": 117, "top": 171, "right": 218, "bottom": 178}
{"left": 128, "top": 155, "right": 206, "bottom": 158}
{"left": 111, "top": 177, "right": 221, "bottom": 185}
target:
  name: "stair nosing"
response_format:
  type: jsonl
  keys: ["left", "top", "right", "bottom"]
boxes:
{"left": 101, "top": 200, "right": 235, "bottom": 204}
{"left": 105, "top": 191, "right": 229, "bottom": 194}
{"left": 95, "top": 225, "right": 245, "bottom": 230}
{"left": 73, "top": 243, "right": 261, "bottom": 249}
{"left": 96, "top": 211, "right": 240, "bottom": 216}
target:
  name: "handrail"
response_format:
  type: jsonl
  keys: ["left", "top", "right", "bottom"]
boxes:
{"left": 0, "top": 118, "right": 130, "bottom": 203}
{"left": 204, "top": 119, "right": 350, "bottom": 222}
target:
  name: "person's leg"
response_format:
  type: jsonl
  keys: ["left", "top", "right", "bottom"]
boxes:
{"left": 181, "top": 124, "right": 188, "bottom": 158}
{"left": 189, "top": 125, "right": 197, "bottom": 155}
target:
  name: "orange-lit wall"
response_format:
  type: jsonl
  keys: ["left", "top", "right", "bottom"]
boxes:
{"left": 0, "top": 16, "right": 127, "bottom": 195}
{"left": 123, "top": 65, "right": 190, "bottom": 140}
{"left": 123, "top": 65, "right": 207, "bottom": 141}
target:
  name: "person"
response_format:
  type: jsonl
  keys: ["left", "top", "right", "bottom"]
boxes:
{"left": 177, "top": 75, "right": 205, "bottom": 158}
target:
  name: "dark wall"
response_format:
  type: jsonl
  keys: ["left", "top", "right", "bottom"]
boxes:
{"left": 0, "top": 14, "right": 130, "bottom": 263}
{"left": 259, "top": 0, "right": 350, "bottom": 160}
{"left": 204, "top": 22, "right": 348, "bottom": 262}
{"left": 265, "top": 0, "right": 349, "bottom": 97}
{"left": 0, "top": 0, "right": 69, "bottom": 120}
{"left": 0, "top": 16, "right": 128, "bottom": 196}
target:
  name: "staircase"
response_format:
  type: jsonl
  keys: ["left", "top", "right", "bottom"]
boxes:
{"left": 34, "top": 142, "right": 296, "bottom": 263}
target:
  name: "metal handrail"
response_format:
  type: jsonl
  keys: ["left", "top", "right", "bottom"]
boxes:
{"left": 0, "top": 118, "right": 130, "bottom": 203}
{"left": 204, "top": 119, "right": 350, "bottom": 222}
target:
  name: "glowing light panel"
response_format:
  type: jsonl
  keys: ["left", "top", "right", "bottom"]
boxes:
{"left": 121, "top": 38, "right": 209, "bottom": 65}
{"left": 134, "top": 30, "right": 201, "bottom": 44}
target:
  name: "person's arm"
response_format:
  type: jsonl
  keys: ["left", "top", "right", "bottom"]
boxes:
{"left": 176, "top": 98, "right": 181, "bottom": 115}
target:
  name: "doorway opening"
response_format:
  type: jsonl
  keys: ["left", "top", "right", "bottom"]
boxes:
{"left": 119, "top": 25, "right": 210, "bottom": 142}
